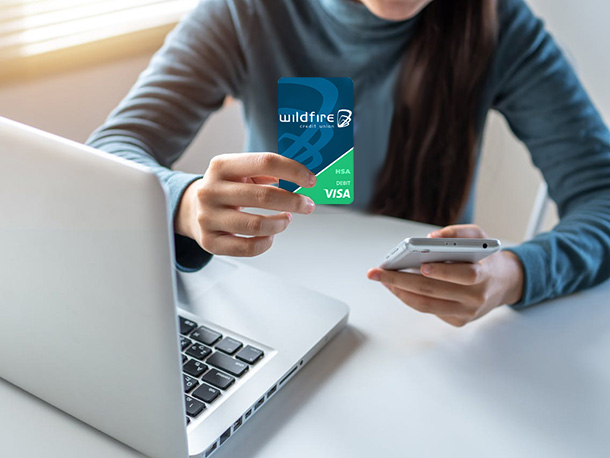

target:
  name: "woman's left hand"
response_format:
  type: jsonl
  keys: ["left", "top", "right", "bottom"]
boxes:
{"left": 367, "top": 224, "right": 525, "bottom": 327}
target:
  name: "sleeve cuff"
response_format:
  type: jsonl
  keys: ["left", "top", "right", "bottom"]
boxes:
{"left": 174, "top": 234, "right": 213, "bottom": 272}
{"left": 503, "top": 242, "right": 551, "bottom": 309}
{"left": 165, "top": 171, "right": 213, "bottom": 272}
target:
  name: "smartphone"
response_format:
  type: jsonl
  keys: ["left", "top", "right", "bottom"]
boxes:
{"left": 380, "top": 237, "right": 501, "bottom": 271}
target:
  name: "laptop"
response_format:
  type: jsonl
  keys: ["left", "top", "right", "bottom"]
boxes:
{"left": 0, "top": 117, "right": 349, "bottom": 457}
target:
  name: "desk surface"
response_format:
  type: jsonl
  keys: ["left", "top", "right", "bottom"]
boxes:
{"left": 2, "top": 210, "right": 609, "bottom": 458}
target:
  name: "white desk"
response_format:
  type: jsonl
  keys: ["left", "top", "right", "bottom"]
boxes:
{"left": 2, "top": 210, "right": 609, "bottom": 458}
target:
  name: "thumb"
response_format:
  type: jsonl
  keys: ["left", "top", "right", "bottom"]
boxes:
{"left": 428, "top": 224, "right": 488, "bottom": 239}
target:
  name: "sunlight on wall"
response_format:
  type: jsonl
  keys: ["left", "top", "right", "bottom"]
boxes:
{"left": 0, "top": 0, "right": 196, "bottom": 82}
{"left": 0, "top": 0, "right": 196, "bottom": 59}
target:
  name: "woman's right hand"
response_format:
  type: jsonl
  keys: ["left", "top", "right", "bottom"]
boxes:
{"left": 174, "top": 153, "right": 316, "bottom": 257}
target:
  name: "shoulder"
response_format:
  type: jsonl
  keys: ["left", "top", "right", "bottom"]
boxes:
{"left": 191, "top": 0, "right": 317, "bottom": 26}
{"left": 185, "top": 0, "right": 310, "bottom": 38}
{"left": 189, "top": 0, "right": 299, "bottom": 21}
{"left": 496, "top": 0, "right": 546, "bottom": 49}
{"left": 173, "top": 0, "right": 266, "bottom": 51}
{"left": 491, "top": 0, "right": 562, "bottom": 91}
{"left": 188, "top": 0, "right": 252, "bottom": 24}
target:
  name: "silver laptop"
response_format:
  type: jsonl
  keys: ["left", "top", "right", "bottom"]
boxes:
{"left": 0, "top": 117, "right": 349, "bottom": 457}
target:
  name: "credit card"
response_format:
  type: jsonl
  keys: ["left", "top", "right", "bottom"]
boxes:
{"left": 278, "top": 77, "right": 354, "bottom": 204}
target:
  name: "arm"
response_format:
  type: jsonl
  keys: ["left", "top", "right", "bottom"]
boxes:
{"left": 491, "top": 0, "right": 610, "bottom": 307}
{"left": 86, "top": 0, "right": 248, "bottom": 271}
{"left": 366, "top": 0, "right": 610, "bottom": 327}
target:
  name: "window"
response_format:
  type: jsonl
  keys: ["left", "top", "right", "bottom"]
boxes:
{"left": 0, "top": 0, "right": 197, "bottom": 82}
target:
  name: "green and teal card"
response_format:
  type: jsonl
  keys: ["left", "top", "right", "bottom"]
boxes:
{"left": 278, "top": 77, "right": 354, "bottom": 204}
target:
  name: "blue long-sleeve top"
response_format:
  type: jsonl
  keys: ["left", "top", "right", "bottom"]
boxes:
{"left": 86, "top": 0, "right": 610, "bottom": 308}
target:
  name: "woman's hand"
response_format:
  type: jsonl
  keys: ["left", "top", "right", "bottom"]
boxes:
{"left": 367, "top": 225, "right": 524, "bottom": 327}
{"left": 175, "top": 152, "right": 316, "bottom": 257}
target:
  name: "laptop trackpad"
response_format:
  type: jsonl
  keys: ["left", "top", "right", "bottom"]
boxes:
{"left": 175, "top": 258, "right": 237, "bottom": 303}
{"left": 174, "top": 257, "right": 346, "bottom": 350}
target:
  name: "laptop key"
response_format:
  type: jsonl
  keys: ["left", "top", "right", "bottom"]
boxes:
{"left": 182, "top": 354, "right": 187, "bottom": 364}
{"left": 207, "top": 352, "right": 249, "bottom": 377}
{"left": 179, "top": 317, "right": 198, "bottom": 335}
{"left": 185, "top": 343, "right": 212, "bottom": 361}
{"left": 185, "top": 396, "right": 205, "bottom": 417}
{"left": 183, "top": 359, "right": 208, "bottom": 377}
{"left": 180, "top": 336, "right": 192, "bottom": 351}
{"left": 192, "top": 383, "right": 221, "bottom": 403}
{"left": 215, "top": 337, "right": 243, "bottom": 355}
{"left": 235, "top": 345, "right": 264, "bottom": 365}
{"left": 190, "top": 326, "right": 222, "bottom": 346}
{"left": 202, "top": 369, "right": 235, "bottom": 390}
{"left": 183, "top": 374, "right": 199, "bottom": 393}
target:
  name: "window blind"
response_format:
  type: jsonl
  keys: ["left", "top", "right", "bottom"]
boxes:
{"left": 0, "top": 0, "right": 196, "bottom": 61}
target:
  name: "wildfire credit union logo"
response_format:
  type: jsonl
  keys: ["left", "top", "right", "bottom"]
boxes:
{"left": 278, "top": 109, "right": 352, "bottom": 128}
{"left": 337, "top": 109, "right": 352, "bottom": 128}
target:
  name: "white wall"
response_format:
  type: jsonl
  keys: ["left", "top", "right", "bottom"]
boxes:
{"left": 0, "top": 55, "right": 152, "bottom": 144}
{"left": 0, "top": 52, "right": 246, "bottom": 165}
{"left": 1, "top": 0, "right": 608, "bottom": 243}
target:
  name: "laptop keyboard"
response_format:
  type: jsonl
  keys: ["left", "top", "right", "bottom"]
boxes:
{"left": 178, "top": 316, "right": 264, "bottom": 426}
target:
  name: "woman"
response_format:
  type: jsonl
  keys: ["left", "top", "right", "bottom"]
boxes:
{"left": 87, "top": 0, "right": 610, "bottom": 327}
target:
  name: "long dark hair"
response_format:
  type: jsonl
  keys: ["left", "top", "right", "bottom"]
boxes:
{"left": 369, "top": 0, "right": 499, "bottom": 225}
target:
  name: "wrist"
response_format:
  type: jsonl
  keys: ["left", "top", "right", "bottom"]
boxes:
{"left": 500, "top": 250, "right": 525, "bottom": 305}
{"left": 174, "top": 180, "right": 200, "bottom": 238}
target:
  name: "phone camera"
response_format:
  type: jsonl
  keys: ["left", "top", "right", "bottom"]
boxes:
{"left": 483, "top": 243, "right": 488, "bottom": 249}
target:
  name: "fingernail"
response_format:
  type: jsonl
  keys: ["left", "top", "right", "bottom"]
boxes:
{"left": 305, "top": 197, "right": 315, "bottom": 213}
{"left": 369, "top": 272, "right": 380, "bottom": 281}
{"left": 309, "top": 173, "right": 316, "bottom": 186}
{"left": 421, "top": 264, "right": 432, "bottom": 275}
{"left": 429, "top": 231, "right": 441, "bottom": 238}
{"left": 286, "top": 212, "right": 292, "bottom": 222}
